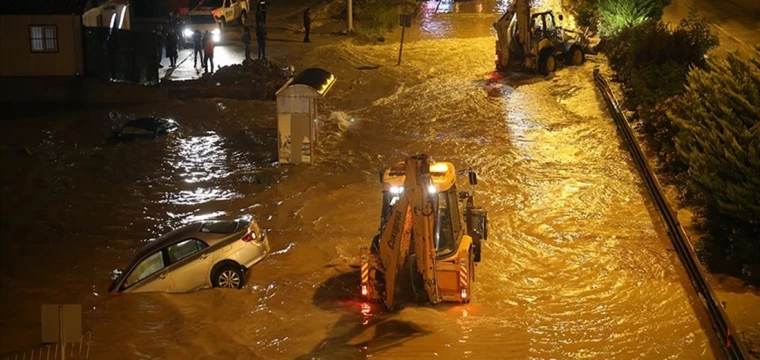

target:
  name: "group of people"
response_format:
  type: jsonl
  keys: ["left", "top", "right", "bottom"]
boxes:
{"left": 154, "top": 2, "right": 314, "bottom": 72}
{"left": 154, "top": 25, "right": 216, "bottom": 73}
{"left": 153, "top": 25, "right": 179, "bottom": 68}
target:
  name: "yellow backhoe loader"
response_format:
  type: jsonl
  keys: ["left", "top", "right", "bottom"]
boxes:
{"left": 494, "top": 0, "right": 590, "bottom": 75}
{"left": 359, "top": 154, "right": 488, "bottom": 309}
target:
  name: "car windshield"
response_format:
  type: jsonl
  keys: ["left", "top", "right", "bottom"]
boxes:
{"left": 190, "top": 15, "right": 217, "bottom": 24}
{"left": 435, "top": 187, "right": 461, "bottom": 258}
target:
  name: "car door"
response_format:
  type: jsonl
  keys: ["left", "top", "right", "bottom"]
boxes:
{"left": 122, "top": 251, "right": 176, "bottom": 293}
{"left": 230, "top": 0, "right": 240, "bottom": 19}
{"left": 165, "top": 238, "right": 213, "bottom": 292}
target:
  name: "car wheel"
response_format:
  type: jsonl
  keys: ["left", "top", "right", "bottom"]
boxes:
{"left": 213, "top": 265, "right": 243, "bottom": 289}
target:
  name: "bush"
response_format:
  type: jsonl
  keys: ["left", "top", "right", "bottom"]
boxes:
{"left": 604, "top": 10, "right": 717, "bottom": 163}
{"left": 347, "top": 0, "right": 416, "bottom": 38}
{"left": 671, "top": 47, "right": 760, "bottom": 280}
{"left": 598, "top": 0, "right": 660, "bottom": 36}
{"left": 569, "top": 0, "right": 600, "bottom": 32}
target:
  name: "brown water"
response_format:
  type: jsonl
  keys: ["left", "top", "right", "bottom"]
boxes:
{"left": 1, "top": 2, "right": 723, "bottom": 359}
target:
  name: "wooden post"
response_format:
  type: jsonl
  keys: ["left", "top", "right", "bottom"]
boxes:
{"left": 59, "top": 306, "right": 66, "bottom": 360}
{"left": 397, "top": 26, "right": 406, "bottom": 65}
{"left": 347, "top": 0, "right": 353, "bottom": 32}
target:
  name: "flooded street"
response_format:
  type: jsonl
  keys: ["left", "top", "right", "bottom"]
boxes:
{"left": 1, "top": 1, "right": 725, "bottom": 359}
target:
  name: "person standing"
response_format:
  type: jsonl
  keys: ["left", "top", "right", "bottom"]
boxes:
{"left": 165, "top": 29, "right": 179, "bottom": 67}
{"left": 154, "top": 25, "right": 165, "bottom": 68}
{"left": 256, "top": 22, "right": 267, "bottom": 60}
{"left": 192, "top": 30, "right": 203, "bottom": 67}
{"left": 256, "top": 0, "right": 267, "bottom": 25}
{"left": 303, "top": 8, "right": 311, "bottom": 43}
{"left": 242, "top": 27, "right": 252, "bottom": 62}
{"left": 203, "top": 30, "right": 215, "bottom": 73}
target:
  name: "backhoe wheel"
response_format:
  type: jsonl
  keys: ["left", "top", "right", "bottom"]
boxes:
{"left": 538, "top": 48, "right": 556, "bottom": 76}
{"left": 239, "top": 11, "right": 247, "bottom": 25}
{"left": 566, "top": 45, "right": 584, "bottom": 66}
{"left": 219, "top": 18, "right": 226, "bottom": 30}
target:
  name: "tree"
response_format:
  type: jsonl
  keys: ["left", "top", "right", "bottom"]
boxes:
{"left": 670, "top": 47, "right": 760, "bottom": 278}
{"left": 672, "top": 47, "right": 760, "bottom": 224}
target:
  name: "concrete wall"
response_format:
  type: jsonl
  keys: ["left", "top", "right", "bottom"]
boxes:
{"left": 0, "top": 77, "right": 168, "bottom": 105}
{"left": 0, "top": 15, "right": 84, "bottom": 77}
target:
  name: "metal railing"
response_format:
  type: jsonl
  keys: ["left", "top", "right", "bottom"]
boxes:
{"left": 593, "top": 69, "right": 752, "bottom": 360}
{"left": 1, "top": 330, "right": 92, "bottom": 360}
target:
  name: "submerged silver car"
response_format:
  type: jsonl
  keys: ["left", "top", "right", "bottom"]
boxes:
{"left": 110, "top": 217, "right": 269, "bottom": 294}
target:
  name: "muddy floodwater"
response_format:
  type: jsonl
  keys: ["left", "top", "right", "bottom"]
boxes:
{"left": 1, "top": 1, "right": 726, "bottom": 359}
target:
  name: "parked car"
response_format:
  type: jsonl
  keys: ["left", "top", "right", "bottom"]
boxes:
{"left": 182, "top": 12, "right": 221, "bottom": 45}
{"left": 210, "top": 0, "right": 251, "bottom": 29}
{"left": 109, "top": 217, "right": 270, "bottom": 294}
{"left": 114, "top": 117, "right": 179, "bottom": 140}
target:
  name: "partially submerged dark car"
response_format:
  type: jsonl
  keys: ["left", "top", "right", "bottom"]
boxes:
{"left": 114, "top": 117, "right": 179, "bottom": 140}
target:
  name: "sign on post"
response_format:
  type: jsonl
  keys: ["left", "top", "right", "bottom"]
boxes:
{"left": 398, "top": 14, "right": 412, "bottom": 65}
{"left": 41, "top": 304, "right": 82, "bottom": 343}
{"left": 399, "top": 14, "right": 412, "bottom": 28}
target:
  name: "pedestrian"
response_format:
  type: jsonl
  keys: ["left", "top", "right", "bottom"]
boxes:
{"left": 256, "top": 22, "right": 267, "bottom": 60}
{"left": 165, "top": 29, "right": 179, "bottom": 67}
{"left": 154, "top": 25, "right": 165, "bottom": 68}
{"left": 242, "top": 27, "right": 252, "bottom": 61}
{"left": 192, "top": 30, "right": 203, "bottom": 67}
{"left": 256, "top": 0, "right": 267, "bottom": 25}
{"left": 203, "top": 30, "right": 215, "bottom": 73}
{"left": 303, "top": 7, "right": 311, "bottom": 43}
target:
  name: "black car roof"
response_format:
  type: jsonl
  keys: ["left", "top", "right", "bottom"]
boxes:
{"left": 136, "top": 222, "right": 204, "bottom": 259}
{"left": 122, "top": 117, "right": 173, "bottom": 131}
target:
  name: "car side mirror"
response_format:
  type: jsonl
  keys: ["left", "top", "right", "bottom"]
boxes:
{"left": 468, "top": 171, "right": 477, "bottom": 185}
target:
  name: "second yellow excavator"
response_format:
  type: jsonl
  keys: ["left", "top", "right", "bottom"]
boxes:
{"left": 359, "top": 154, "right": 488, "bottom": 309}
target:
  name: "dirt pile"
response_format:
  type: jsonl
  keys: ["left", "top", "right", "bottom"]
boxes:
{"left": 167, "top": 59, "right": 290, "bottom": 101}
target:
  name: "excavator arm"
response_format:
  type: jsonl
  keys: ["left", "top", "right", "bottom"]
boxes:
{"left": 370, "top": 155, "right": 439, "bottom": 309}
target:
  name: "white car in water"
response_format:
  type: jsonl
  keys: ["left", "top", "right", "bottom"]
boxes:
{"left": 109, "top": 217, "right": 269, "bottom": 294}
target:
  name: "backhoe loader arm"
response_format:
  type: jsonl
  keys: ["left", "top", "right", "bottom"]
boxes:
{"left": 375, "top": 155, "right": 438, "bottom": 309}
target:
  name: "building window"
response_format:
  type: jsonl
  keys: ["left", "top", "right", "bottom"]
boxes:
{"left": 29, "top": 25, "right": 58, "bottom": 53}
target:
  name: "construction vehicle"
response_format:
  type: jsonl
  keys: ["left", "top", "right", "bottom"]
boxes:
{"left": 359, "top": 154, "right": 488, "bottom": 309}
{"left": 493, "top": 0, "right": 589, "bottom": 75}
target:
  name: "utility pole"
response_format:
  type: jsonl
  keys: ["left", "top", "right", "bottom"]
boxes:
{"left": 347, "top": 0, "right": 353, "bottom": 32}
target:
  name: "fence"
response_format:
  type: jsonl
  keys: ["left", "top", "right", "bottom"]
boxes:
{"left": 593, "top": 69, "right": 751, "bottom": 360}
{"left": 1, "top": 330, "right": 91, "bottom": 360}
{"left": 83, "top": 27, "right": 159, "bottom": 86}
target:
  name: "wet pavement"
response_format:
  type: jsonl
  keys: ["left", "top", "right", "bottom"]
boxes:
{"left": 0, "top": 0, "right": 741, "bottom": 359}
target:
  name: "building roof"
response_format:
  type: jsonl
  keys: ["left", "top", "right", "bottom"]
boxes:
{"left": 289, "top": 68, "right": 336, "bottom": 95}
{"left": 0, "top": 0, "right": 94, "bottom": 15}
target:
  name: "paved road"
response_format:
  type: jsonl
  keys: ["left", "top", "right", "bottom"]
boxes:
{"left": 664, "top": 0, "right": 760, "bottom": 51}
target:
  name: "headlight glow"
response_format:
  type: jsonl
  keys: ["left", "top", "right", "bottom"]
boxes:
{"left": 427, "top": 184, "right": 437, "bottom": 195}
{"left": 212, "top": 28, "right": 220, "bottom": 35}
{"left": 183, "top": 28, "right": 193, "bottom": 37}
{"left": 212, "top": 33, "right": 221, "bottom": 42}
{"left": 390, "top": 186, "right": 404, "bottom": 194}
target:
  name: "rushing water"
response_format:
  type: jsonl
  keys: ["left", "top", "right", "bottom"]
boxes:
{"left": 1, "top": 1, "right": 723, "bottom": 359}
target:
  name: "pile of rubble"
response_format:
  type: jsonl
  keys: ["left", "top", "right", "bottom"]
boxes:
{"left": 168, "top": 59, "right": 291, "bottom": 101}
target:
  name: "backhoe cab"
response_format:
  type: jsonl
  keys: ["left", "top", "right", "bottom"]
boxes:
{"left": 359, "top": 155, "right": 488, "bottom": 310}
{"left": 494, "top": 0, "right": 589, "bottom": 75}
